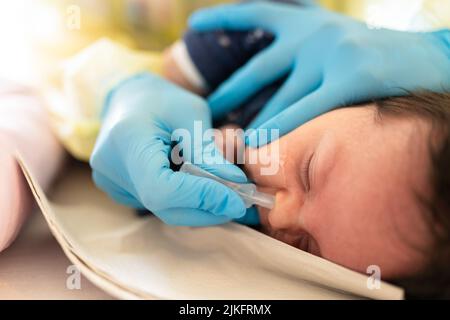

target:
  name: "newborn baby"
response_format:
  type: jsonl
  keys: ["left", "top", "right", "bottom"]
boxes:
{"left": 60, "top": 3, "right": 449, "bottom": 297}
{"left": 162, "top": 28, "right": 450, "bottom": 299}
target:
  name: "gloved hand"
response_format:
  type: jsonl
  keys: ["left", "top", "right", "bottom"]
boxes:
{"left": 190, "top": 2, "right": 450, "bottom": 146}
{"left": 90, "top": 72, "right": 251, "bottom": 226}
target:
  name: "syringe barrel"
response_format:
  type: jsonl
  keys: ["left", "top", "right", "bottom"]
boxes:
{"left": 180, "top": 162, "right": 275, "bottom": 209}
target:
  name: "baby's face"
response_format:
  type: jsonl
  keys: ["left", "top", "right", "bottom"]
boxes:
{"left": 223, "top": 105, "right": 433, "bottom": 280}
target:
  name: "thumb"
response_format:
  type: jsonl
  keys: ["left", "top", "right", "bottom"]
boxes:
{"left": 247, "top": 85, "right": 340, "bottom": 147}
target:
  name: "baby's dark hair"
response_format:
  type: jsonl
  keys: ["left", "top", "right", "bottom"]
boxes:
{"left": 374, "top": 91, "right": 450, "bottom": 299}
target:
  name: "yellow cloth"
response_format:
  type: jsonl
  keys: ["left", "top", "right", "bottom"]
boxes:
{"left": 48, "top": 38, "right": 164, "bottom": 161}
{"left": 422, "top": 0, "right": 450, "bottom": 28}
{"left": 39, "top": 1, "right": 227, "bottom": 161}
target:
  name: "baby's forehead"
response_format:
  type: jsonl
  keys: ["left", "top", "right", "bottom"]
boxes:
{"left": 374, "top": 110, "right": 432, "bottom": 164}
{"left": 316, "top": 106, "right": 432, "bottom": 197}
{"left": 343, "top": 111, "right": 432, "bottom": 215}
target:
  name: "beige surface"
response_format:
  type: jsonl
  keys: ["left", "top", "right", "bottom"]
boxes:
{"left": 0, "top": 207, "right": 112, "bottom": 300}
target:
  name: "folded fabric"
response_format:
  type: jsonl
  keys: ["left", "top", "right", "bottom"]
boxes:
{"left": 18, "top": 158, "right": 404, "bottom": 300}
{"left": 0, "top": 83, "right": 65, "bottom": 252}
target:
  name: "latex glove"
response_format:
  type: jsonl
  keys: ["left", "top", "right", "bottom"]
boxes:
{"left": 190, "top": 2, "right": 450, "bottom": 146}
{"left": 90, "top": 73, "right": 249, "bottom": 226}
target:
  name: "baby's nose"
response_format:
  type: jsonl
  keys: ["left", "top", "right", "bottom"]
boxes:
{"left": 267, "top": 188, "right": 305, "bottom": 230}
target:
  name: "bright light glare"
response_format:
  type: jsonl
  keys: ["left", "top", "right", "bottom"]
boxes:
{"left": 0, "top": 0, "right": 63, "bottom": 85}
{"left": 30, "top": 4, "right": 63, "bottom": 42}
{"left": 364, "top": 0, "right": 425, "bottom": 31}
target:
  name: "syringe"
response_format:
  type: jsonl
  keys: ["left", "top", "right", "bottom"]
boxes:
{"left": 180, "top": 162, "right": 275, "bottom": 209}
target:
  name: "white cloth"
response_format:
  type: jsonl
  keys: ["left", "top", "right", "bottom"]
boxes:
{"left": 18, "top": 157, "right": 404, "bottom": 300}
{"left": 171, "top": 40, "right": 208, "bottom": 91}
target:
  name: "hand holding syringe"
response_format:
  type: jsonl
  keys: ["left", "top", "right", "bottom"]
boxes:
{"left": 180, "top": 162, "right": 275, "bottom": 210}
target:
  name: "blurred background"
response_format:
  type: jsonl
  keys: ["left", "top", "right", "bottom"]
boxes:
{"left": 0, "top": 0, "right": 448, "bottom": 88}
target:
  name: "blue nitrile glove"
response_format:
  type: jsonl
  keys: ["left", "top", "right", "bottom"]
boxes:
{"left": 90, "top": 73, "right": 254, "bottom": 226}
{"left": 190, "top": 2, "right": 450, "bottom": 146}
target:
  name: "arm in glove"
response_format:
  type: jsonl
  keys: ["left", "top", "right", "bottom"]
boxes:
{"left": 189, "top": 2, "right": 450, "bottom": 146}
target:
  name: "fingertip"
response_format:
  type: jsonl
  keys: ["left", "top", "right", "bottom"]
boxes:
{"left": 189, "top": 174, "right": 247, "bottom": 219}
{"left": 196, "top": 162, "right": 248, "bottom": 218}
{"left": 219, "top": 187, "right": 247, "bottom": 219}
{"left": 234, "top": 206, "right": 260, "bottom": 226}
{"left": 208, "top": 80, "right": 252, "bottom": 117}
{"left": 247, "top": 107, "right": 277, "bottom": 130}
{"left": 188, "top": 11, "right": 206, "bottom": 29}
{"left": 188, "top": 4, "right": 231, "bottom": 31}
{"left": 244, "top": 125, "right": 278, "bottom": 148}
{"left": 208, "top": 89, "right": 232, "bottom": 118}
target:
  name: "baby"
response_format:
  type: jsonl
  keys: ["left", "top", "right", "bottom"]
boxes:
{"left": 161, "top": 26, "right": 450, "bottom": 299}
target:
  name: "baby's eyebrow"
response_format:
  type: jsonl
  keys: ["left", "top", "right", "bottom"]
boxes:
{"left": 372, "top": 105, "right": 386, "bottom": 125}
{"left": 312, "top": 132, "right": 338, "bottom": 192}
